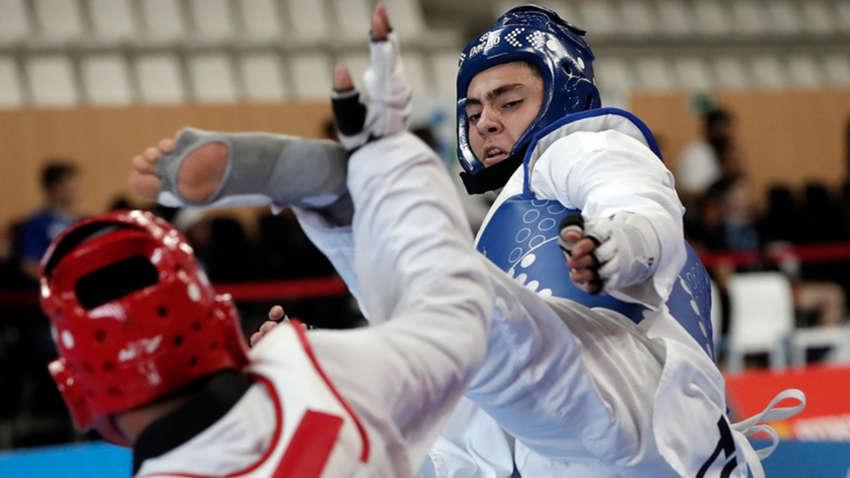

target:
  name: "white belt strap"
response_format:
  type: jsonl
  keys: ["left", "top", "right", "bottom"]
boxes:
{"left": 730, "top": 389, "right": 806, "bottom": 478}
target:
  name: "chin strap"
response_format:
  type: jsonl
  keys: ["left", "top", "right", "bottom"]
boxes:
{"left": 459, "top": 145, "right": 528, "bottom": 195}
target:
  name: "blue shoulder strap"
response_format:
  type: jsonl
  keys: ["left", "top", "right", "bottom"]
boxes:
{"left": 522, "top": 107, "right": 664, "bottom": 198}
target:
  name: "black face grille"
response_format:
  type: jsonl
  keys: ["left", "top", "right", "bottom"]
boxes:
{"left": 75, "top": 256, "right": 159, "bottom": 310}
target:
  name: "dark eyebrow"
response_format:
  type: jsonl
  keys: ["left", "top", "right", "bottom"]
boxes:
{"left": 466, "top": 83, "right": 525, "bottom": 107}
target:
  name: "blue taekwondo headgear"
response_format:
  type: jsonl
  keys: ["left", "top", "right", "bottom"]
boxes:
{"left": 457, "top": 5, "right": 601, "bottom": 194}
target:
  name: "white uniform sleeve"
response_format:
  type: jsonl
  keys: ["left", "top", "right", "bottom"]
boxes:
{"left": 425, "top": 397, "right": 515, "bottom": 478}
{"left": 529, "top": 130, "right": 686, "bottom": 306}
{"left": 309, "top": 132, "right": 493, "bottom": 474}
{"left": 291, "top": 208, "right": 366, "bottom": 312}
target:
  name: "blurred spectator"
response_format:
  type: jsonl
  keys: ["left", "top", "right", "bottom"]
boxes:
{"left": 758, "top": 185, "right": 801, "bottom": 245}
{"left": 677, "top": 108, "right": 738, "bottom": 203}
{"left": 842, "top": 116, "right": 850, "bottom": 226}
{"left": 17, "top": 161, "right": 81, "bottom": 282}
{"left": 108, "top": 194, "right": 133, "bottom": 211}
{"left": 323, "top": 117, "right": 339, "bottom": 142}
{"left": 172, "top": 208, "right": 212, "bottom": 270}
{"left": 1, "top": 162, "right": 81, "bottom": 445}
{"left": 0, "top": 228, "right": 10, "bottom": 263}
{"left": 687, "top": 173, "right": 726, "bottom": 251}
{"left": 707, "top": 175, "right": 846, "bottom": 330}
{"left": 0, "top": 227, "right": 13, "bottom": 287}
{"left": 412, "top": 125, "right": 439, "bottom": 151}
{"left": 682, "top": 126, "right": 742, "bottom": 246}
{"left": 705, "top": 175, "right": 758, "bottom": 252}
{"left": 799, "top": 182, "right": 850, "bottom": 244}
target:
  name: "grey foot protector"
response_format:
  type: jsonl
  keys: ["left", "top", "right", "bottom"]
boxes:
{"left": 156, "top": 127, "right": 353, "bottom": 225}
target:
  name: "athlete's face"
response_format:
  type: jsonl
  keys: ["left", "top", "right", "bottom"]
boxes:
{"left": 465, "top": 62, "right": 544, "bottom": 168}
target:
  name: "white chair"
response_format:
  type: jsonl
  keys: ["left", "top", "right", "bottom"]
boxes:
{"left": 790, "top": 325, "right": 850, "bottom": 367}
{"left": 838, "top": 0, "right": 850, "bottom": 34}
{"left": 88, "top": 0, "right": 136, "bottom": 42}
{"left": 765, "top": 0, "right": 802, "bottom": 35}
{"left": 693, "top": 0, "right": 730, "bottom": 37}
{"left": 823, "top": 54, "right": 850, "bottom": 87}
{"left": 188, "top": 54, "right": 237, "bottom": 103}
{"left": 750, "top": 55, "right": 786, "bottom": 90}
{"left": 726, "top": 272, "right": 795, "bottom": 373}
{"left": 240, "top": 54, "right": 288, "bottom": 102}
{"left": 535, "top": 1, "right": 582, "bottom": 27}
{"left": 787, "top": 54, "right": 824, "bottom": 89}
{"left": 430, "top": 50, "right": 460, "bottom": 97}
{"left": 493, "top": 1, "right": 515, "bottom": 21}
{"left": 496, "top": 0, "right": 571, "bottom": 22}
{"left": 383, "top": 0, "right": 427, "bottom": 39}
{"left": 33, "top": 0, "right": 84, "bottom": 42}
{"left": 0, "top": 57, "right": 23, "bottom": 108}
{"left": 729, "top": 0, "right": 768, "bottom": 37}
{"left": 634, "top": 57, "right": 675, "bottom": 91}
{"left": 289, "top": 53, "right": 333, "bottom": 99}
{"left": 0, "top": 0, "right": 31, "bottom": 45}
{"left": 674, "top": 57, "right": 714, "bottom": 92}
{"left": 335, "top": 52, "right": 370, "bottom": 92}
{"left": 654, "top": 0, "right": 694, "bottom": 37}
{"left": 800, "top": 0, "right": 834, "bottom": 35}
{"left": 576, "top": 0, "right": 619, "bottom": 39}
{"left": 401, "top": 51, "right": 431, "bottom": 98}
{"left": 188, "top": 0, "right": 234, "bottom": 41}
{"left": 238, "top": 0, "right": 283, "bottom": 40}
{"left": 593, "top": 57, "right": 635, "bottom": 92}
{"left": 713, "top": 56, "right": 750, "bottom": 90}
{"left": 139, "top": 0, "right": 186, "bottom": 42}
{"left": 710, "top": 280, "right": 723, "bottom": 352}
{"left": 618, "top": 0, "right": 654, "bottom": 38}
{"left": 330, "top": 0, "right": 371, "bottom": 42}
{"left": 136, "top": 53, "right": 186, "bottom": 104}
{"left": 26, "top": 55, "right": 79, "bottom": 107}
{"left": 285, "top": 0, "right": 331, "bottom": 45}
{"left": 81, "top": 54, "right": 133, "bottom": 106}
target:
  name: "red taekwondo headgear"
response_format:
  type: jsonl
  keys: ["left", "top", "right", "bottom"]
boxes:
{"left": 39, "top": 210, "right": 249, "bottom": 446}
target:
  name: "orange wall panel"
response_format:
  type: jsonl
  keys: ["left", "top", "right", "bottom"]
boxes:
{"left": 630, "top": 89, "right": 850, "bottom": 209}
{"left": 0, "top": 102, "right": 332, "bottom": 229}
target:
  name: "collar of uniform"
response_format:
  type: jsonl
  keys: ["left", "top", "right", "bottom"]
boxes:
{"left": 132, "top": 370, "right": 254, "bottom": 474}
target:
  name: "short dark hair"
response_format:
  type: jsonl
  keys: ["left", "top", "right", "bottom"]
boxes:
{"left": 523, "top": 61, "right": 543, "bottom": 78}
{"left": 41, "top": 161, "right": 78, "bottom": 190}
{"left": 704, "top": 175, "right": 743, "bottom": 204}
{"left": 704, "top": 109, "right": 733, "bottom": 130}
{"left": 323, "top": 117, "right": 338, "bottom": 141}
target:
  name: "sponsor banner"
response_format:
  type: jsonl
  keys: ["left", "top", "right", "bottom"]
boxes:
{"left": 725, "top": 365, "right": 850, "bottom": 440}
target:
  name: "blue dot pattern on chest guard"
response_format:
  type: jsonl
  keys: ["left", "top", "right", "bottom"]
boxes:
{"left": 477, "top": 196, "right": 716, "bottom": 360}
{"left": 477, "top": 196, "right": 648, "bottom": 317}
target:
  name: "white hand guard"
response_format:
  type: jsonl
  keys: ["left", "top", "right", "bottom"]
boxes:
{"left": 560, "top": 212, "right": 661, "bottom": 294}
{"left": 332, "top": 31, "right": 412, "bottom": 151}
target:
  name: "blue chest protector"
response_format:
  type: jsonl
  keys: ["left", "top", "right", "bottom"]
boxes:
{"left": 476, "top": 108, "right": 716, "bottom": 360}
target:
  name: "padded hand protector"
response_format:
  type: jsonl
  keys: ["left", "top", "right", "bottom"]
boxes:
{"left": 559, "top": 212, "right": 661, "bottom": 293}
{"left": 332, "top": 31, "right": 412, "bottom": 150}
